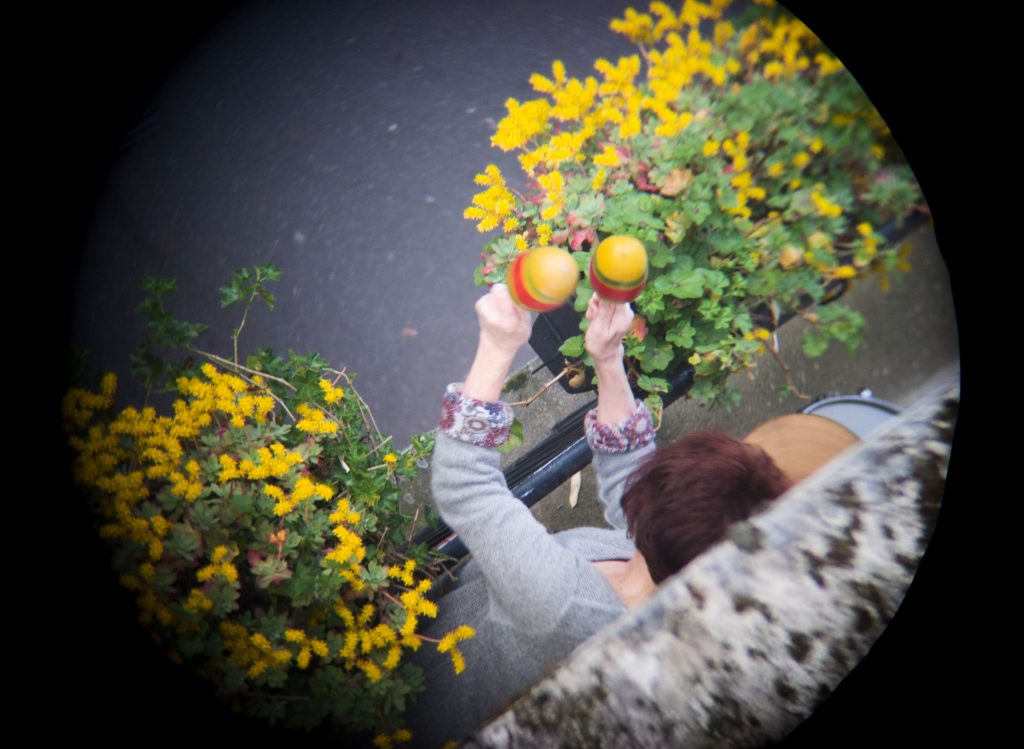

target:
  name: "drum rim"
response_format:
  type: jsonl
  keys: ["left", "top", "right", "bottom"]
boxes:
{"left": 802, "top": 394, "right": 901, "bottom": 416}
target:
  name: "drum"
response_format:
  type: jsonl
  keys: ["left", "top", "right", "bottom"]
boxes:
{"left": 800, "top": 391, "right": 901, "bottom": 440}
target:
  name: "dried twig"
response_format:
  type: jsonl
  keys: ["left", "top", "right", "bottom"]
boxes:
{"left": 508, "top": 365, "right": 573, "bottom": 407}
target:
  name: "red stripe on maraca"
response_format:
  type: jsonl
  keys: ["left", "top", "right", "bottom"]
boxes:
{"left": 589, "top": 265, "right": 645, "bottom": 302}
{"left": 509, "top": 252, "right": 562, "bottom": 312}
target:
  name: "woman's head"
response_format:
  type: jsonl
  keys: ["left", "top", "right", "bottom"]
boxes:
{"left": 620, "top": 430, "right": 791, "bottom": 584}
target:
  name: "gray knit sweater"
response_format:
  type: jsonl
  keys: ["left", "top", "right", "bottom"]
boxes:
{"left": 404, "top": 384, "right": 656, "bottom": 748}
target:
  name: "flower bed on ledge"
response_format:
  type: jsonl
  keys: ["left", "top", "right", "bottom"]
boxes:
{"left": 465, "top": 0, "right": 926, "bottom": 420}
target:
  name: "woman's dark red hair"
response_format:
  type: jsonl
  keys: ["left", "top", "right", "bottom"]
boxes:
{"left": 620, "top": 430, "right": 791, "bottom": 583}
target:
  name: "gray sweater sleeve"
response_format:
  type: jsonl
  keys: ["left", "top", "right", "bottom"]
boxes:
{"left": 430, "top": 385, "right": 646, "bottom": 632}
{"left": 585, "top": 399, "right": 658, "bottom": 530}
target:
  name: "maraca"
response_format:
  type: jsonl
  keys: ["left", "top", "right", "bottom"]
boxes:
{"left": 507, "top": 245, "right": 580, "bottom": 312}
{"left": 589, "top": 235, "right": 648, "bottom": 303}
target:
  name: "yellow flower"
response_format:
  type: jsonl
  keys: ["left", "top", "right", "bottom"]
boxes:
{"left": 810, "top": 190, "right": 843, "bottom": 218}
{"left": 220, "top": 563, "right": 239, "bottom": 583}
{"left": 593, "top": 144, "right": 620, "bottom": 167}
{"left": 591, "top": 168, "right": 608, "bottom": 191}
{"left": 610, "top": 7, "right": 656, "bottom": 45}
{"left": 384, "top": 646, "right": 402, "bottom": 670}
{"left": 491, "top": 98, "right": 551, "bottom": 152}
{"left": 731, "top": 171, "right": 752, "bottom": 190}
{"left": 295, "top": 403, "right": 339, "bottom": 435}
{"left": 703, "top": 140, "right": 720, "bottom": 157}
{"left": 319, "top": 378, "right": 345, "bottom": 403}
{"left": 384, "top": 452, "right": 398, "bottom": 466}
{"left": 536, "top": 223, "right": 552, "bottom": 246}
{"left": 815, "top": 52, "right": 844, "bottom": 76}
{"left": 714, "top": 21, "right": 735, "bottom": 47}
{"left": 792, "top": 152, "right": 811, "bottom": 168}
{"left": 357, "top": 659, "right": 383, "bottom": 683}
{"left": 834, "top": 265, "right": 857, "bottom": 279}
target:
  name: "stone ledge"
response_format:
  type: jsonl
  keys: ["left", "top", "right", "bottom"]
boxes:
{"left": 462, "top": 372, "right": 957, "bottom": 748}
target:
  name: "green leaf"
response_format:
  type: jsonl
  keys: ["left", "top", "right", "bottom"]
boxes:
{"left": 142, "top": 276, "right": 175, "bottom": 294}
{"left": 649, "top": 241, "right": 676, "bottom": 269}
{"left": 288, "top": 562, "right": 318, "bottom": 607}
{"left": 802, "top": 328, "right": 830, "bottom": 358}
{"left": 575, "top": 193, "right": 605, "bottom": 224}
{"left": 639, "top": 343, "right": 674, "bottom": 372}
{"left": 559, "top": 335, "right": 585, "bottom": 358}
{"left": 656, "top": 268, "right": 703, "bottom": 299}
{"left": 636, "top": 374, "right": 669, "bottom": 394}
{"left": 219, "top": 283, "right": 243, "bottom": 308}
{"left": 227, "top": 490, "right": 254, "bottom": 519}
{"left": 496, "top": 418, "right": 525, "bottom": 454}
{"left": 168, "top": 522, "right": 202, "bottom": 561}
{"left": 699, "top": 268, "right": 729, "bottom": 296}
{"left": 684, "top": 200, "right": 712, "bottom": 225}
{"left": 665, "top": 321, "right": 696, "bottom": 348}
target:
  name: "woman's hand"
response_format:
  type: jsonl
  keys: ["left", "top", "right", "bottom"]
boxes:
{"left": 585, "top": 294, "right": 636, "bottom": 425}
{"left": 462, "top": 283, "right": 532, "bottom": 403}
{"left": 584, "top": 294, "right": 634, "bottom": 367}
{"left": 475, "top": 283, "right": 533, "bottom": 357}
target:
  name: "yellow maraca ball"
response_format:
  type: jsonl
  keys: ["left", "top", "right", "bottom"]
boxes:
{"left": 507, "top": 246, "right": 580, "bottom": 312}
{"left": 589, "top": 235, "right": 648, "bottom": 303}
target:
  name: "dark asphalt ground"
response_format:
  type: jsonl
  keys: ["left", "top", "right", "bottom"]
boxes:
{"left": 60, "top": 0, "right": 967, "bottom": 448}
{"left": 66, "top": 0, "right": 643, "bottom": 445}
{"left": 43, "top": 0, "right": 983, "bottom": 746}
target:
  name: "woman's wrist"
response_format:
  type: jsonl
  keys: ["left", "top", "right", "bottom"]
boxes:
{"left": 439, "top": 384, "right": 514, "bottom": 448}
{"left": 593, "top": 357, "right": 635, "bottom": 426}
{"left": 462, "top": 336, "right": 518, "bottom": 403}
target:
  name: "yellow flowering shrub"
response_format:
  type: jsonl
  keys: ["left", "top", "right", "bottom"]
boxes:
{"left": 64, "top": 266, "right": 472, "bottom": 743}
{"left": 468, "top": 1, "right": 923, "bottom": 407}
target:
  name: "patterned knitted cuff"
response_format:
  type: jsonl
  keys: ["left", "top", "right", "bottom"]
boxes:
{"left": 439, "top": 383, "right": 513, "bottom": 448}
{"left": 584, "top": 400, "right": 656, "bottom": 453}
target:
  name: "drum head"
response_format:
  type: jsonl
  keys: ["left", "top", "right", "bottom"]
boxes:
{"left": 744, "top": 414, "right": 861, "bottom": 485}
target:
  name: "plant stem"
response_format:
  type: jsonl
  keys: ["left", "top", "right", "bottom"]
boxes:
{"left": 508, "top": 365, "right": 572, "bottom": 407}
{"left": 765, "top": 307, "right": 811, "bottom": 403}
{"left": 232, "top": 290, "right": 258, "bottom": 367}
{"left": 406, "top": 506, "right": 421, "bottom": 544}
{"left": 380, "top": 590, "right": 403, "bottom": 607}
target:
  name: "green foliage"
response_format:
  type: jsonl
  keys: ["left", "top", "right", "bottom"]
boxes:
{"left": 468, "top": 1, "right": 922, "bottom": 409}
{"left": 62, "top": 268, "right": 469, "bottom": 742}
